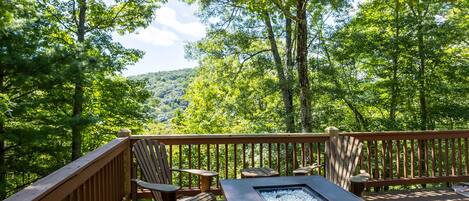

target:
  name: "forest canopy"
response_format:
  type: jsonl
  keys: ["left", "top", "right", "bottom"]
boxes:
{"left": 1, "top": 0, "right": 468, "bottom": 198}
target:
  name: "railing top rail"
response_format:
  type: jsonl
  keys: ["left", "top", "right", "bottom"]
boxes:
{"left": 6, "top": 137, "right": 129, "bottom": 201}
{"left": 345, "top": 129, "right": 469, "bottom": 140}
{"left": 130, "top": 133, "right": 329, "bottom": 144}
{"left": 130, "top": 130, "right": 469, "bottom": 144}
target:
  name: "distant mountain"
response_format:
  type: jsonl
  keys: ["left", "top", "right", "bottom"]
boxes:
{"left": 129, "top": 68, "right": 196, "bottom": 123}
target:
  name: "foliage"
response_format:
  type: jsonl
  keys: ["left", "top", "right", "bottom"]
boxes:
{"left": 0, "top": 0, "right": 156, "bottom": 197}
{"left": 178, "top": 0, "right": 469, "bottom": 133}
{"left": 130, "top": 69, "right": 195, "bottom": 123}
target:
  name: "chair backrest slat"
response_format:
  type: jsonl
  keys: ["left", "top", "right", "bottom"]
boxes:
{"left": 326, "top": 135, "right": 363, "bottom": 190}
{"left": 133, "top": 139, "right": 172, "bottom": 201}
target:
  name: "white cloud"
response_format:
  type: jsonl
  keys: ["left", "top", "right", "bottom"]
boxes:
{"left": 130, "top": 26, "right": 178, "bottom": 46}
{"left": 155, "top": 7, "right": 206, "bottom": 38}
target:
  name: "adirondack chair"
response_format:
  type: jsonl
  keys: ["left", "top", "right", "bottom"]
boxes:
{"left": 293, "top": 128, "right": 370, "bottom": 196}
{"left": 132, "top": 139, "right": 217, "bottom": 201}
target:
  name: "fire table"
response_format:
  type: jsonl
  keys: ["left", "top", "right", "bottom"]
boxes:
{"left": 220, "top": 175, "right": 362, "bottom": 201}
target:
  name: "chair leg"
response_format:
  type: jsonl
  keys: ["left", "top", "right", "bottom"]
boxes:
{"left": 161, "top": 192, "right": 177, "bottom": 201}
{"left": 350, "top": 181, "right": 365, "bottom": 197}
{"left": 200, "top": 176, "right": 213, "bottom": 192}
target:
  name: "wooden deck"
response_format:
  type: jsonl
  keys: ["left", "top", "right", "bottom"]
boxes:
{"left": 5, "top": 129, "right": 469, "bottom": 201}
{"left": 363, "top": 189, "right": 468, "bottom": 201}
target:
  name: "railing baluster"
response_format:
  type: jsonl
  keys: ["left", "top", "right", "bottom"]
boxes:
{"left": 309, "top": 142, "right": 313, "bottom": 167}
{"left": 410, "top": 139, "right": 415, "bottom": 178}
{"left": 293, "top": 143, "right": 297, "bottom": 170}
{"left": 225, "top": 144, "right": 228, "bottom": 179}
{"left": 198, "top": 144, "right": 201, "bottom": 189}
{"left": 251, "top": 143, "right": 255, "bottom": 168}
{"left": 207, "top": 144, "right": 210, "bottom": 171}
{"left": 188, "top": 144, "right": 192, "bottom": 189}
{"left": 403, "top": 139, "right": 407, "bottom": 178}
{"left": 381, "top": 140, "right": 386, "bottom": 179}
{"left": 268, "top": 143, "right": 272, "bottom": 168}
{"left": 389, "top": 140, "right": 393, "bottom": 178}
{"left": 367, "top": 141, "right": 372, "bottom": 178}
{"left": 396, "top": 140, "right": 401, "bottom": 178}
{"left": 234, "top": 144, "right": 237, "bottom": 178}
{"left": 438, "top": 139, "right": 443, "bottom": 176}
{"left": 317, "top": 142, "right": 321, "bottom": 176}
{"left": 242, "top": 144, "right": 246, "bottom": 168}
{"left": 445, "top": 139, "right": 450, "bottom": 176}
{"left": 301, "top": 143, "right": 305, "bottom": 167}
{"left": 179, "top": 144, "right": 182, "bottom": 186}
{"left": 452, "top": 138, "right": 456, "bottom": 176}
{"left": 216, "top": 144, "right": 219, "bottom": 188}
{"left": 464, "top": 138, "right": 469, "bottom": 175}
{"left": 425, "top": 140, "right": 429, "bottom": 177}
{"left": 169, "top": 145, "right": 173, "bottom": 168}
{"left": 276, "top": 143, "right": 280, "bottom": 174}
{"left": 417, "top": 140, "right": 422, "bottom": 178}
{"left": 458, "top": 138, "right": 462, "bottom": 175}
{"left": 285, "top": 143, "right": 289, "bottom": 175}
{"left": 431, "top": 139, "right": 435, "bottom": 177}
{"left": 260, "top": 143, "right": 263, "bottom": 167}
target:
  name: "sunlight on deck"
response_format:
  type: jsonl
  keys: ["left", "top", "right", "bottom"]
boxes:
{"left": 363, "top": 189, "right": 467, "bottom": 201}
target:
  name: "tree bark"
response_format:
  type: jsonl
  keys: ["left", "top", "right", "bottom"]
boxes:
{"left": 0, "top": 69, "right": 6, "bottom": 199}
{"left": 415, "top": 6, "right": 428, "bottom": 188}
{"left": 263, "top": 13, "right": 295, "bottom": 133}
{"left": 286, "top": 17, "right": 294, "bottom": 75}
{"left": 389, "top": 0, "right": 400, "bottom": 131}
{"left": 296, "top": 0, "right": 313, "bottom": 132}
{"left": 71, "top": 0, "right": 87, "bottom": 160}
{"left": 417, "top": 26, "right": 427, "bottom": 131}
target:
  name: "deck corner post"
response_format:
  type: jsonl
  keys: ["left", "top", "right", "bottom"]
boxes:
{"left": 118, "top": 128, "right": 132, "bottom": 138}
{"left": 118, "top": 128, "right": 132, "bottom": 200}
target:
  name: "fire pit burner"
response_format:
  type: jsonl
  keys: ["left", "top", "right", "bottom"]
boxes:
{"left": 220, "top": 176, "right": 362, "bottom": 201}
{"left": 256, "top": 185, "right": 325, "bottom": 201}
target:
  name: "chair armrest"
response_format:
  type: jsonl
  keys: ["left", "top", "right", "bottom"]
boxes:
{"left": 132, "top": 179, "right": 180, "bottom": 193}
{"left": 350, "top": 170, "right": 370, "bottom": 183}
{"left": 171, "top": 169, "right": 218, "bottom": 177}
{"left": 293, "top": 163, "right": 323, "bottom": 175}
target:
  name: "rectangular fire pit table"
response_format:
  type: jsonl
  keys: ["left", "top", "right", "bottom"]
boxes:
{"left": 220, "top": 175, "right": 362, "bottom": 201}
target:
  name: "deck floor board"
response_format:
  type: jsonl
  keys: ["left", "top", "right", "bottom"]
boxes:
{"left": 363, "top": 188, "right": 468, "bottom": 201}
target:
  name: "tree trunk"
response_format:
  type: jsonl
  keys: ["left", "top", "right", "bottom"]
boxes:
{"left": 389, "top": 0, "right": 400, "bottom": 131}
{"left": 71, "top": 0, "right": 87, "bottom": 160}
{"left": 296, "top": 0, "right": 313, "bottom": 133}
{"left": 417, "top": 26, "right": 427, "bottom": 131}
{"left": 416, "top": 10, "right": 428, "bottom": 188}
{"left": 0, "top": 69, "right": 6, "bottom": 199}
{"left": 286, "top": 17, "right": 294, "bottom": 76}
{"left": 263, "top": 13, "right": 295, "bottom": 133}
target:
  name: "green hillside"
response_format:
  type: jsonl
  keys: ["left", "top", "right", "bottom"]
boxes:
{"left": 129, "top": 68, "right": 195, "bottom": 123}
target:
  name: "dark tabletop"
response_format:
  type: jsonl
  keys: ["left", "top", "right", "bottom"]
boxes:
{"left": 220, "top": 175, "right": 363, "bottom": 201}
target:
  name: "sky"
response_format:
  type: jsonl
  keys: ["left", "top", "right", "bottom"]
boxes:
{"left": 112, "top": 0, "right": 205, "bottom": 76}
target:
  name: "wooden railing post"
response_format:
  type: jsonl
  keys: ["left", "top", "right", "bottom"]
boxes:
{"left": 118, "top": 128, "right": 132, "bottom": 201}
{"left": 325, "top": 126, "right": 340, "bottom": 138}
{"left": 324, "top": 126, "right": 339, "bottom": 180}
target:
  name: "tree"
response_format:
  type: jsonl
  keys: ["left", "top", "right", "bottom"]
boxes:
{"left": 40, "top": 0, "right": 160, "bottom": 160}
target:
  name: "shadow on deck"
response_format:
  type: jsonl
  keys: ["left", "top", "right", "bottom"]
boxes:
{"left": 363, "top": 188, "right": 468, "bottom": 201}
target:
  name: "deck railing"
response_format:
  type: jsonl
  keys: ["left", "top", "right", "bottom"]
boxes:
{"left": 5, "top": 137, "right": 130, "bottom": 201}
{"left": 5, "top": 129, "right": 469, "bottom": 201}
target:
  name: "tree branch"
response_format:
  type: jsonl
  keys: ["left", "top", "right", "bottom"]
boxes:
{"left": 231, "top": 49, "right": 271, "bottom": 83}
{"left": 87, "top": 0, "right": 131, "bottom": 32}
